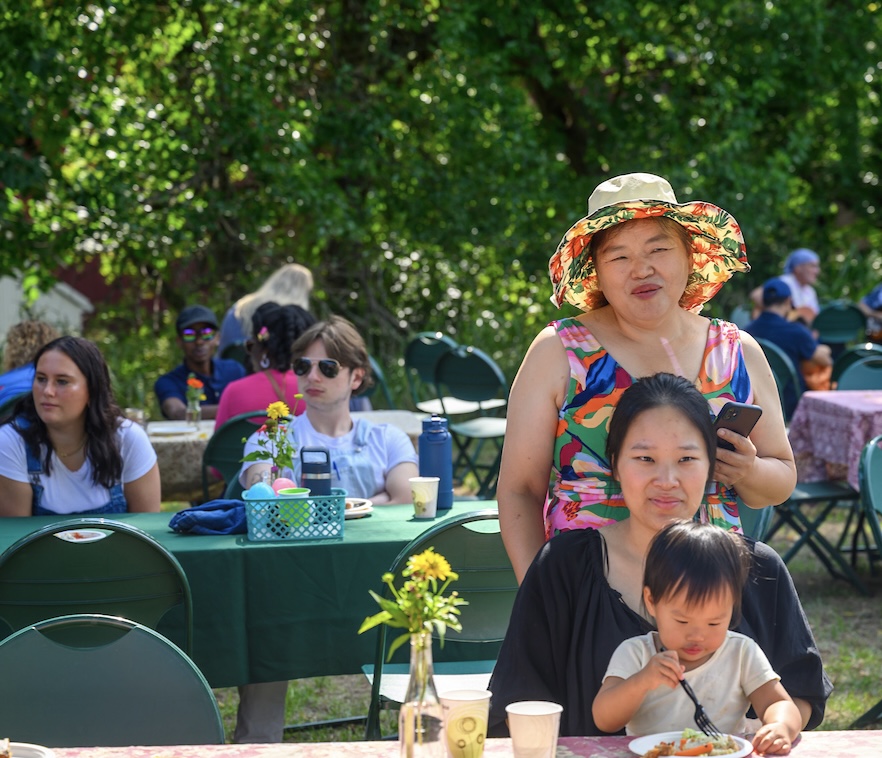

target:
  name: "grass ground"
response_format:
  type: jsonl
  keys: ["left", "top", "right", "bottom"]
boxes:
{"left": 205, "top": 502, "right": 882, "bottom": 743}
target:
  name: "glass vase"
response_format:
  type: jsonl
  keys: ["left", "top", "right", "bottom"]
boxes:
{"left": 399, "top": 631, "right": 444, "bottom": 758}
{"left": 185, "top": 398, "right": 202, "bottom": 425}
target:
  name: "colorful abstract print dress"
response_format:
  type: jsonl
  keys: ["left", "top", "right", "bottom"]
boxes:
{"left": 546, "top": 317, "right": 752, "bottom": 538}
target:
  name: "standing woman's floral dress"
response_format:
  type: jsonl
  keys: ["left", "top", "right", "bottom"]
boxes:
{"left": 545, "top": 317, "right": 752, "bottom": 538}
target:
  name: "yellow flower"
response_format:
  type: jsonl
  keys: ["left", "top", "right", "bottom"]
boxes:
{"left": 240, "top": 401, "right": 296, "bottom": 472}
{"left": 407, "top": 548, "right": 456, "bottom": 583}
{"left": 358, "top": 547, "right": 467, "bottom": 660}
{"left": 267, "top": 401, "right": 290, "bottom": 420}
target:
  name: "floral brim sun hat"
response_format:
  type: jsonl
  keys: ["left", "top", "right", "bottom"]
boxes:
{"left": 549, "top": 173, "right": 750, "bottom": 312}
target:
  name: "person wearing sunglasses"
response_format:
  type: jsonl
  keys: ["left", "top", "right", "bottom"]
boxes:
{"left": 154, "top": 305, "right": 246, "bottom": 421}
{"left": 235, "top": 315, "right": 418, "bottom": 744}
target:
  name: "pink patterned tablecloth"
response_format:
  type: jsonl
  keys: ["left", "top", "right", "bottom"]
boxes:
{"left": 46, "top": 730, "right": 882, "bottom": 758}
{"left": 787, "top": 390, "right": 882, "bottom": 490}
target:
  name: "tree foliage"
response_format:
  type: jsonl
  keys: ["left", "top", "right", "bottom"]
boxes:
{"left": 1, "top": 0, "right": 880, "bottom": 401}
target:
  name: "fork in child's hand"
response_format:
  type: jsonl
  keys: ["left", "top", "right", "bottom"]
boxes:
{"left": 678, "top": 677, "right": 724, "bottom": 739}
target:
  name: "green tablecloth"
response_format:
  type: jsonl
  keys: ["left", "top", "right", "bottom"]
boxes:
{"left": 0, "top": 501, "right": 498, "bottom": 688}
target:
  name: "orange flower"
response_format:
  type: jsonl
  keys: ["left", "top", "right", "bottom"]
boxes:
{"left": 187, "top": 376, "right": 204, "bottom": 389}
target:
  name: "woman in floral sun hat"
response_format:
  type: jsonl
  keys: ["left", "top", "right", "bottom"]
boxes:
{"left": 498, "top": 172, "right": 796, "bottom": 583}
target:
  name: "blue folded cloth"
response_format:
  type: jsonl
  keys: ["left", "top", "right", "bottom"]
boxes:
{"left": 168, "top": 499, "right": 247, "bottom": 535}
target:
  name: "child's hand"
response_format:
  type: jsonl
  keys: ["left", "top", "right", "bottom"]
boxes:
{"left": 637, "top": 649, "right": 683, "bottom": 691}
{"left": 751, "top": 722, "right": 794, "bottom": 755}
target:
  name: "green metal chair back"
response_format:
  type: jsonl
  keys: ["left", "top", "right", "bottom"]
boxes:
{"left": 201, "top": 409, "right": 267, "bottom": 500}
{"left": 835, "top": 356, "right": 882, "bottom": 391}
{"left": 404, "top": 331, "right": 458, "bottom": 413}
{"left": 0, "top": 613, "right": 223, "bottom": 746}
{"left": 813, "top": 300, "right": 866, "bottom": 347}
{"left": 831, "top": 343, "right": 882, "bottom": 386}
{"left": 851, "top": 436, "right": 882, "bottom": 727}
{"left": 737, "top": 500, "right": 773, "bottom": 541}
{"left": 435, "top": 346, "right": 509, "bottom": 497}
{"left": 0, "top": 518, "right": 193, "bottom": 655}
{"left": 364, "top": 509, "right": 518, "bottom": 740}
{"left": 755, "top": 337, "right": 802, "bottom": 421}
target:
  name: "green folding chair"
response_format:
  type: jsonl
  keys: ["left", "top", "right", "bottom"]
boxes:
{"left": 404, "top": 332, "right": 504, "bottom": 416}
{"left": 435, "top": 346, "right": 508, "bottom": 498}
{"left": 850, "top": 435, "right": 882, "bottom": 727}
{"left": 754, "top": 337, "right": 802, "bottom": 421}
{"left": 835, "top": 356, "right": 882, "bottom": 391}
{"left": 363, "top": 509, "right": 518, "bottom": 740}
{"left": 201, "top": 409, "right": 268, "bottom": 500}
{"left": 831, "top": 343, "right": 882, "bottom": 387}
{"left": 0, "top": 613, "right": 223, "bottom": 746}
{"left": 814, "top": 300, "right": 866, "bottom": 349}
{"left": 0, "top": 518, "right": 193, "bottom": 654}
{"left": 738, "top": 501, "right": 774, "bottom": 541}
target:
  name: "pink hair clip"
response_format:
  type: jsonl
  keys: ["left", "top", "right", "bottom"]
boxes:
{"left": 257, "top": 326, "right": 269, "bottom": 342}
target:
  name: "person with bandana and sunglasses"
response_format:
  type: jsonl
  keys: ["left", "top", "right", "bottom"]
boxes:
{"left": 154, "top": 305, "right": 246, "bottom": 421}
{"left": 234, "top": 315, "right": 418, "bottom": 744}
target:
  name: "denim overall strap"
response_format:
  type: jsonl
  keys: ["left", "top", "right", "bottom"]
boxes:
{"left": 23, "top": 434, "right": 47, "bottom": 516}
{"left": 15, "top": 419, "right": 130, "bottom": 515}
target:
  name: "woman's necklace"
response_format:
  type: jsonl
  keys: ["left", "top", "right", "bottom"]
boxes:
{"left": 56, "top": 436, "right": 87, "bottom": 459}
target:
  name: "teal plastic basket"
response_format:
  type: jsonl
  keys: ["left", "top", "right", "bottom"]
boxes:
{"left": 245, "top": 488, "right": 346, "bottom": 542}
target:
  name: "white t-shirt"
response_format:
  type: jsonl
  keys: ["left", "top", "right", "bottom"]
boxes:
{"left": 603, "top": 630, "right": 779, "bottom": 736}
{"left": 239, "top": 413, "right": 417, "bottom": 499}
{"left": 780, "top": 273, "right": 820, "bottom": 317}
{"left": 0, "top": 420, "right": 157, "bottom": 514}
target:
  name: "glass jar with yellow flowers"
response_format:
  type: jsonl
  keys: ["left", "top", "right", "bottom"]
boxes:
{"left": 240, "top": 400, "right": 296, "bottom": 484}
{"left": 359, "top": 548, "right": 467, "bottom": 757}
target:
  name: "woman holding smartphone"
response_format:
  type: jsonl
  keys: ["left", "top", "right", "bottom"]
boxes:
{"left": 498, "top": 173, "right": 795, "bottom": 583}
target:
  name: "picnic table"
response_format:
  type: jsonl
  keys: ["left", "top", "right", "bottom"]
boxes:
{"left": 47, "top": 730, "right": 882, "bottom": 757}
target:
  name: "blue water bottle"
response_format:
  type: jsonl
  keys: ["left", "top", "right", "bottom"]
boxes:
{"left": 418, "top": 415, "right": 453, "bottom": 511}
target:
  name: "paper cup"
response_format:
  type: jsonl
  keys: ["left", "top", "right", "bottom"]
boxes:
{"left": 505, "top": 701, "right": 563, "bottom": 758}
{"left": 410, "top": 476, "right": 440, "bottom": 519}
{"left": 440, "top": 689, "right": 491, "bottom": 758}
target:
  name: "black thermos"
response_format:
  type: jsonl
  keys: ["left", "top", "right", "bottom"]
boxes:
{"left": 300, "top": 447, "right": 332, "bottom": 495}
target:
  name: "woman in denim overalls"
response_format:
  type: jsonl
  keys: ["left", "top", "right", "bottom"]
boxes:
{"left": 0, "top": 336, "right": 160, "bottom": 517}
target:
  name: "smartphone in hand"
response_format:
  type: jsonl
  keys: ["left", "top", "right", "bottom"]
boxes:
{"left": 713, "top": 402, "right": 763, "bottom": 451}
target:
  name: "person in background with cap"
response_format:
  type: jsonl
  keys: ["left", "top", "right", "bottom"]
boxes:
{"left": 749, "top": 248, "right": 821, "bottom": 326}
{"left": 497, "top": 172, "right": 795, "bottom": 586}
{"left": 745, "top": 278, "right": 832, "bottom": 417}
{"left": 154, "top": 305, "right": 246, "bottom": 420}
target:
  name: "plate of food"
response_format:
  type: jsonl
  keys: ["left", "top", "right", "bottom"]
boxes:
{"left": 628, "top": 729, "right": 750, "bottom": 758}
{"left": 53, "top": 529, "right": 108, "bottom": 544}
{"left": 345, "top": 498, "right": 374, "bottom": 519}
{"left": 1, "top": 739, "right": 56, "bottom": 758}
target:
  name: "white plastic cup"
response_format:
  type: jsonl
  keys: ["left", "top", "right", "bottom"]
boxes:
{"left": 505, "top": 700, "right": 563, "bottom": 758}
{"left": 410, "top": 476, "right": 440, "bottom": 519}
{"left": 439, "top": 689, "right": 491, "bottom": 758}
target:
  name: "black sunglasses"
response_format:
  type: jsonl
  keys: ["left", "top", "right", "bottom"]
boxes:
{"left": 293, "top": 357, "right": 342, "bottom": 378}
{"left": 181, "top": 327, "right": 217, "bottom": 343}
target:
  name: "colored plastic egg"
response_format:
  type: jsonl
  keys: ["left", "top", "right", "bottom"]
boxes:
{"left": 244, "top": 482, "right": 276, "bottom": 500}
{"left": 272, "top": 477, "right": 298, "bottom": 493}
